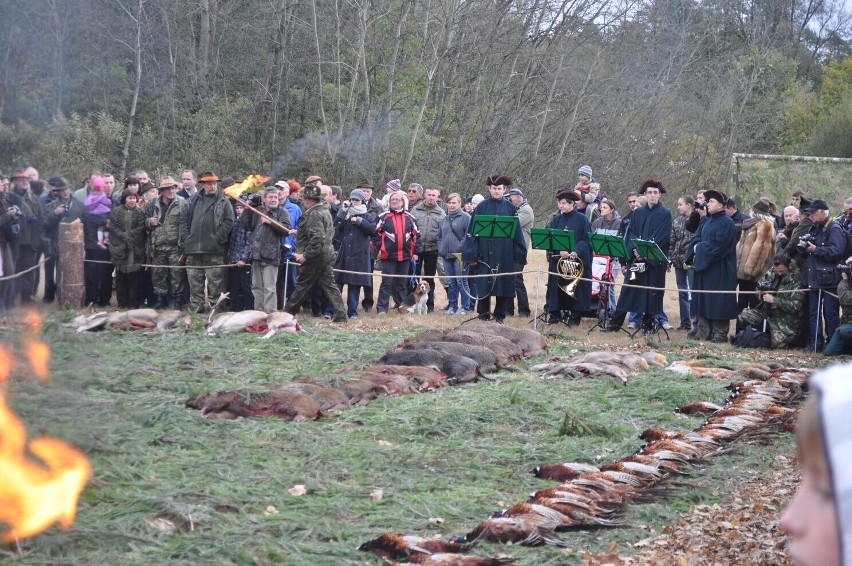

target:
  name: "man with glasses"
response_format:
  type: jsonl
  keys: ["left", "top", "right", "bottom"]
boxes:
{"left": 835, "top": 197, "right": 852, "bottom": 231}
{"left": 407, "top": 183, "right": 424, "bottom": 208}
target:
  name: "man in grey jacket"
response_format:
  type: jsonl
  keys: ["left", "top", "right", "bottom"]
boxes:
{"left": 410, "top": 186, "right": 446, "bottom": 312}
{"left": 240, "top": 187, "right": 292, "bottom": 313}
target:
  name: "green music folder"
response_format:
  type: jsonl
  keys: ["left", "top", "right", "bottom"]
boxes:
{"left": 471, "top": 215, "right": 518, "bottom": 238}
{"left": 632, "top": 238, "right": 668, "bottom": 262}
{"left": 530, "top": 228, "right": 575, "bottom": 252}
{"left": 588, "top": 233, "right": 629, "bottom": 260}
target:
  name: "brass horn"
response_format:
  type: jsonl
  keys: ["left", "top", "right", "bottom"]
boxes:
{"left": 557, "top": 256, "right": 583, "bottom": 298}
{"left": 629, "top": 260, "right": 647, "bottom": 281}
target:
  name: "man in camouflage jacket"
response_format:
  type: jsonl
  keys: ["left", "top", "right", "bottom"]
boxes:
{"left": 737, "top": 253, "right": 805, "bottom": 349}
{"left": 146, "top": 177, "right": 189, "bottom": 309}
{"left": 284, "top": 185, "right": 346, "bottom": 322}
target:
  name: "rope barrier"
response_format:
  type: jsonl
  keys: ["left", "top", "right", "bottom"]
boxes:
{"left": 0, "top": 257, "right": 47, "bottom": 282}
{"left": 77, "top": 256, "right": 839, "bottom": 297}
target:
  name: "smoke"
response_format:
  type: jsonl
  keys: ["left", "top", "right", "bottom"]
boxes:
{"left": 271, "top": 117, "right": 392, "bottom": 183}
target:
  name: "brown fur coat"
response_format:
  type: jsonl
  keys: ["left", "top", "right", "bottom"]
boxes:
{"left": 736, "top": 214, "right": 776, "bottom": 281}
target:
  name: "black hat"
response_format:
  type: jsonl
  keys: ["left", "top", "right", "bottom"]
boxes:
{"left": 555, "top": 189, "right": 580, "bottom": 201}
{"left": 302, "top": 185, "right": 322, "bottom": 201}
{"left": 806, "top": 199, "right": 829, "bottom": 212}
{"left": 704, "top": 189, "right": 727, "bottom": 204}
{"left": 638, "top": 178, "right": 666, "bottom": 194}
{"left": 48, "top": 176, "right": 69, "bottom": 190}
{"left": 506, "top": 188, "right": 523, "bottom": 197}
{"left": 725, "top": 197, "right": 737, "bottom": 208}
{"left": 751, "top": 198, "right": 772, "bottom": 215}
{"left": 485, "top": 175, "right": 512, "bottom": 187}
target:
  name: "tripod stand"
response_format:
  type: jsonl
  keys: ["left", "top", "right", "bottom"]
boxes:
{"left": 588, "top": 268, "right": 629, "bottom": 335}
{"left": 628, "top": 312, "right": 670, "bottom": 340}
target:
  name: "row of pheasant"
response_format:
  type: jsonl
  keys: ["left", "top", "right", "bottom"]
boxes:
{"left": 358, "top": 359, "right": 811, "bottom": 565}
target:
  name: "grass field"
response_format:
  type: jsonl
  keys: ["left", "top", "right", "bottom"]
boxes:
{"left": 0, "top": 295, "right": 826, "bottom": 565}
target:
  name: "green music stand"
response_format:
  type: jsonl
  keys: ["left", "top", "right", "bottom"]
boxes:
{"left": 588, "top": 233, "right": 629, "bottom": 260}
{"left": 471, "top": 215, "right": 518, "bottom": 238}
{"left": 530, "top": 228, "right": 575, "bottom": 252}
{"left": 633, "top": 238, "right": 668, "bottom": 263}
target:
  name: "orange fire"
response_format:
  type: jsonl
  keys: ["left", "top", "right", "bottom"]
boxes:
{"left": 223, "top": 174, "right": 271, "bottom": 200}
{"left": 0, "top": 314, "right": 92, "bottom": 543}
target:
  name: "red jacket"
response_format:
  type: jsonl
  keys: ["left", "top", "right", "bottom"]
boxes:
{"left": 373, "top": 209, "right": 418, "bottom": 261}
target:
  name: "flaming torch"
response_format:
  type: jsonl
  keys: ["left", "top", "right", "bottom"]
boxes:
{"left": 0, "top": 312, "right": 92, "bottom": 543}
{"left": 223, "top": 174, "right": 290, "bottom": 232}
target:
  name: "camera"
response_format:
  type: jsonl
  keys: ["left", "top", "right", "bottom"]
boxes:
{"left": 342, "top": 200, "right": 351, "bottom": 209}
{"left": 797, "top": 233, "right": 815, "bottom": 252}
{"left": 756, "top": 281, "right": 774, "bottom": 293}
{"left": 837, "top": 264, "right": 852, "bottom": 273}
{"left": 9, "top": 205, "right": 22, "bottom": 217}
{"left": 248, "top": 193, "right": 262, "bottom": 207}
{"left": 694, "top": 201, "right": 706, "bottom": 210}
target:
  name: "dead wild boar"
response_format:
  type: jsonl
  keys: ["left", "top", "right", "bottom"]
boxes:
{"left": 378, "top": 349, "right": 480, "bottom": 384}
{"left": 401, "top": 341, "right": 499, "bottom": 372}
{"left": 357, "top": 365, "right": 447, "bottom": 392}
{"left": 293, "top": 374, "right": 383, "bottom": 405}
{"left": 271, "top": 382, "right": 350, "bottom": 412}
{"left": 460, "top": 322, "right": 548, "bottom": 358}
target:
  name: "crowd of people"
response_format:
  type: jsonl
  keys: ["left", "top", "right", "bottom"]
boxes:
{"left": 1, "top": 164, "right": 851, "bottom": 351}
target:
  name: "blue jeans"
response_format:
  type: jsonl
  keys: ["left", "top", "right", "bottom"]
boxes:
{"left": 824, "top": 324, "right": 852, "bottom": 356}
{"left": 444, "top": 256, "right": 471, "bottom": 311}
{"left": 629, "top": 310, "right": 669, "bottom": 326}
{"left": 675, "top": 267, "right": 694, "bottom": 328}
{"left": 808, "top": 288, "right": 840, "bottom": 350}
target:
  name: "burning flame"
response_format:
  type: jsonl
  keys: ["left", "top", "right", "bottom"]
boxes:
{"left": 0, "top": 313, "right": 92, "bottom": 543}
{"left": 223, "top": 174, "right": 271, "bottom": 200}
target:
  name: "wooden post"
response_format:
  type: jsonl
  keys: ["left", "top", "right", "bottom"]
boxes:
{"left": 58, "top": 220, "right": 85, "bottom": 308}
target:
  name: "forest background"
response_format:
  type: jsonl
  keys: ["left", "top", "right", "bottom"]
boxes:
{"left": 1, "top": 0, "right": 851, "bottom": 215}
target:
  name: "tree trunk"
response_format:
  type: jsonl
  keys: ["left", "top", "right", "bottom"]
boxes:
{"left": 198, "top": 0, "right": 211, "bottom": 97}
{"left": 120, "top": 0, "right": 144, "bottom": 177}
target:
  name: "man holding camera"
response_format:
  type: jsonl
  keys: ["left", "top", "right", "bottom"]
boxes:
{"left": 800, "top": 199, "right": 846, "bottom": 351}
{"left": 686, "top": 189, "right": 738, "bottom": 343}
{"left": 737, "top": 253, "right": 805, "bottom": 348}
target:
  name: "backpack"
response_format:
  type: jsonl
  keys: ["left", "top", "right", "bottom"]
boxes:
{"left": 731, "top": 325, "right": 771, "bottom": 349}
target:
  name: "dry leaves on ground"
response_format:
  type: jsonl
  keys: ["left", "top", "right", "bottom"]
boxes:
{"left": 585, "top": 456, "right": 797, "bottom": 565}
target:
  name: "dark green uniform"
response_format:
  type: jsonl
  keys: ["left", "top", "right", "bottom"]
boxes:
{"left": 738, "top": 264, "right": 805, "bottom": 348}
{"left": 284, "top": 203, "right": 346, "bottom": 321}
{"left": 185, "top": 190, "right": 234, "bottom": 310}
{"left": 146, "top": 195, "right": 189, "bottom": 302}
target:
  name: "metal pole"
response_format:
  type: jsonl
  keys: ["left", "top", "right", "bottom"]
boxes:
{"left": 533, "top": 265, "right": 541, "bottom": 331}
{"left": 283, "top": 261, "right": 290, "bottom": 300}
{"left": 815, "top": 288, "right": 823, "bottom": 352}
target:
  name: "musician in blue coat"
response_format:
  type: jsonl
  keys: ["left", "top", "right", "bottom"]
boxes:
{"left": 608, "top": 179, "right": 672, "bottom": 332}
{"left": 546, "top": 189, "right": 592, "bottom": 325}
{"left": 462, "top": 175, "right": 527, "bottom": 323}
{"left": 685, "top": 189, "right": 738, "bottom": 343}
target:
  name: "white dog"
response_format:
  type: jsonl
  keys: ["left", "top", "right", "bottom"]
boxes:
{"left": 407, "top": 279, "right": 431, "bottom": 315}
